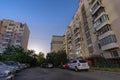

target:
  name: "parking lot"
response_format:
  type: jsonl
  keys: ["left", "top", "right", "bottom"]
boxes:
{"left": 0, "top": 61, "right": 29, "bottom": 80}
{"left": 15, "top": 67, "right": 120, "bottom": 80}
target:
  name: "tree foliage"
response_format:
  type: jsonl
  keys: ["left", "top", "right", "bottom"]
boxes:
{"left": 46, "top": 50, "right": 67, "bottom": 67}
{"left": 37, "top": 52, "right": 45, "bottom": 65}
{"left": 2, "top": 46, "right": 37, "bottom": 66}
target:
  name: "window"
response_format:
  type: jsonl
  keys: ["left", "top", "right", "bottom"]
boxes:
{"left": 111, "top": 50, "right": 119, "bottom": 58}
{"left": 88, "top": 46, "right": 94, "bottom": 54}
{"left": 15, "top": 45, "right": 20, "bottom": 48}
{"left": 98, "top": 43, "right": 101, "bottom": 49}
{"left": 5, "top": 35, "right": 11, "bottom": 38}
{"left": 94, "top": 14, "right": 109, "bottom": 28}
{"left": 19, "top": 30, "right": 24, "bottom": 33}
{"left": 16, "top": 40, "right": 21, "bottom": 43}
{"left": 4, "top": 26, "right": 7, "bottom": 28}
{"left": 20, "top": 24, "right": 24, "bottom": 28}
{"left": 100, "top": 35, "right": 117, "bottom": 46}
{"left": 86, "top": 31, "right": 91, "bottom": 38}
{"left": 9, "top": 24, "right": 15, "bottom": 26}
{"left": 91, "top": 1, "right": 100, "bottom": 12}
{"left": 93, "top": 7, "right": 105, "bottom": 19}
{"left": 87, "top": 38, "right": 92, "bottom": 45}
{"left": 2, "top": 44, "right": 7, "bottom": 47}
{"left": 4, "top": 39, "right": 9, "bottom": 42}
{"left": 6, "top": 32, "right": 12, "bottom": 35}
{"left": 8, "top": 27, "right": 12, "bottom": 30}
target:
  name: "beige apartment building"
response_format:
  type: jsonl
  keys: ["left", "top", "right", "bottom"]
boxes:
{"left": 64, "top": 0, "right": 120, "bottom": 59}
{"left": 51, "top": 35, "right": 64, "bottom": 52}
{"left": 0, "top": 19, "right": 30, "bottom": 53}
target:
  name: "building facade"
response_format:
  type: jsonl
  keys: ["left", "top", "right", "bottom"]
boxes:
{"left": 64, "top": 0, "right": 120, "bottom": 59}
{"left": 0, "top": 19, "right": 30, "bottom": 53}
{"left": 89, "top": 0, "right": 120, "bottom": 59}
{"left": 51, "top": 35, "right": 64, "bottom": 52}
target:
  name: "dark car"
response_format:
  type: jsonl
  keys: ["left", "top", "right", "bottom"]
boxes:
{"left": 41, "top": 63, "right": 53, "bottom": 68}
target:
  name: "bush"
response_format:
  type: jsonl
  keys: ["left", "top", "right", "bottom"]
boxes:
{"left": 87, "top": 55, "right": 120, "bottom": 68}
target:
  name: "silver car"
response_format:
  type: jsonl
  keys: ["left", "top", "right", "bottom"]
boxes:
{"left": 0, "top": 67, "right": 14, "bottom": 80}
{"left": 0, "top": 62, "right": 16, "bottom": 74}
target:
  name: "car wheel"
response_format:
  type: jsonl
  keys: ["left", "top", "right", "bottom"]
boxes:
{"left": 75, "top": 67, "right": 78, "bottom": 72}
{"left": 11, "top": 77, "right": 14, "bottom": 80}
{"left": 85, "top": 69, "right": 89, "bottom": 72}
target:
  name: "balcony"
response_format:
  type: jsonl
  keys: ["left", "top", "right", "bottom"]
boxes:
{"left": 98, "top": 31, "right": 114, "bottom": 40}
{"left": 94, "top": 12, "right": 106, "bottom": 22}
{"left": 68, "top": 39, "right": 72, "bottom": 44}
{"left": 96, "top": 20, "right": 110, "bottom": 31}
{"left": 91, "top": 0, "right": 103, "bottom": 15}
{"left": 101, "top": 43, "right": 119, "bottom": 51}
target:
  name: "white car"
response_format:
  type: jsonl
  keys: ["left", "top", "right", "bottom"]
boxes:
{"left": 68, "top": 59, "right": 89, "bottom": 72}
{"left": 47, "top": 63, "right": 53, "bottom": 68}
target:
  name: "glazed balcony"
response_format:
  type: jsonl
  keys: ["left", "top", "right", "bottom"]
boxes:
{"left": 101, "top": 43, "right": 119, "bottom": 51}
{"left": 91, "top": 0, "right": 103, "bottom": 15}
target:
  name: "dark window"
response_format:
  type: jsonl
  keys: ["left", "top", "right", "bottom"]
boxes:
{"left": 87, "top": 38, "right": 92, "bottom": 45}
{"left": 16, "top": 40, "right": 21, "bottom": 43}
{"left": 98, "top": 43, "right": 101, "bottom": 49}
{"left": 111, "top": 50, "right": 119, "bottom": 58}
{"left": 72, "top": 60, "right": 77, "bottom": 63}
{"left": 20, "top": 24, "right": 23, "bottom": 28}
{"left": 79, "top": 60, "right": 86, "bottom": 63}
{"left": 4, "top": 26, "right": 7, "bottom": 28}
{"left": 100, "top": 35, "right": 117, "bottom": 46}
{"left": 9, "top": 24, "right": 15, "bottom": 26}
{"left": 2, "top": 44, "right": 7, "bottom": 47}
{"left": 4, "top": 39, "right": 9, "bottom": 42}
{"left": 88, "top": 46, "right": 94, "bottom": 54}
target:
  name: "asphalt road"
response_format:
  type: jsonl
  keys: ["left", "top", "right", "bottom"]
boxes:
{"left": 15, "top": 67, "right": 120, "bottom": 80}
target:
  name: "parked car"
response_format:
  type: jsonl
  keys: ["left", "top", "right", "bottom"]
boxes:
{"left": 47, "top": 63, "right": 53, "bottom": 68}
{"left": 61, "top": 61, "right": 68, "bottom": 69}
{"left": 0, "top": 66, "right": 14, "bottom": 80}
{"left": 68, "top": 59, "right": 90, "bottom": 72}
{"left": 41, "top": 63, "right": 53, "bottom": 68}
{"left": 4, "top": 61, "right": 21, "bottom": 72}
{"left": 21, "top": 64, "right": 27, "bottom": 69}
{"left": 0, "top": 62, "right": 16, "bottom": 74}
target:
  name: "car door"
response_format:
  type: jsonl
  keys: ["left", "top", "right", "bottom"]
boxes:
{"left": 72, "top": 60, "right": 77, "bottom": 69}
{"left": 68, "top": 61, "right": 72, "bottom": 69}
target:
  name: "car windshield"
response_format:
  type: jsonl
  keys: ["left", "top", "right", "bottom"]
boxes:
{"left": 62, "top": 61, "right": 67, "bottom": 64}
{"left": 79, "top": 60, "right": 87, "bottom": 63}
{"left": 5, "top": 62, "right": 18, "bottom": 66}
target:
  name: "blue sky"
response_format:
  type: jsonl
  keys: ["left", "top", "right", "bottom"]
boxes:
{"left": 0, "top": 0, "right": 79, "bottom": 54}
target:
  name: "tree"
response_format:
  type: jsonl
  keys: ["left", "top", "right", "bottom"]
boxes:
{"left": 37, "top": 52, "right": 45, "bottom": 65}
{"left": 2, "top": 46, "right": 38, "bottom": 66}
{"left": 46, "top": 50, "right": 67, "bottom": 67}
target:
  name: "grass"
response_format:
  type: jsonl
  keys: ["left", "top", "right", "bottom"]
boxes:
{"left": 90, "top": 67, "right": 120, "bottom": 72}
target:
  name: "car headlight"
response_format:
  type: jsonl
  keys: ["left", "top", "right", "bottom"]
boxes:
{"left": 0, "top": 70, "right": 10, "bottom": 77}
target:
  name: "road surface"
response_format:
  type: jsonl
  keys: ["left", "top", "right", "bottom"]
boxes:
{"left": 15, "top": 67, "right": 120, "bottom": 80}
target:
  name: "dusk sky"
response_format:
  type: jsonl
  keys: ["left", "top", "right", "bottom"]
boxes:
{"left": 0, "top": 0, "right": 79, "bottom": 54}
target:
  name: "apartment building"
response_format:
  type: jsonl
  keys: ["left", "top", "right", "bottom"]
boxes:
{"left": 51, "top": 35, "right": 64, "bottom": 52}
{"left": 88, "top": 0, "right": 120, "bottom": 59}
{"left": 0, "top": 19, "right": 30, "bottom": 53}
{"left": 64, "top": 0, "right": 120, "bottom": 59}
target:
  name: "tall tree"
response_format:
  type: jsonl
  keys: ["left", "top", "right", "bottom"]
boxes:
{"left": 37, "top": 52, "right": 45, "bottom": 65}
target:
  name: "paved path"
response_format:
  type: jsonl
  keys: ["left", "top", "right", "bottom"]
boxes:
{"left": 15, "top": 67, "right": 120, "bottom": 80}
